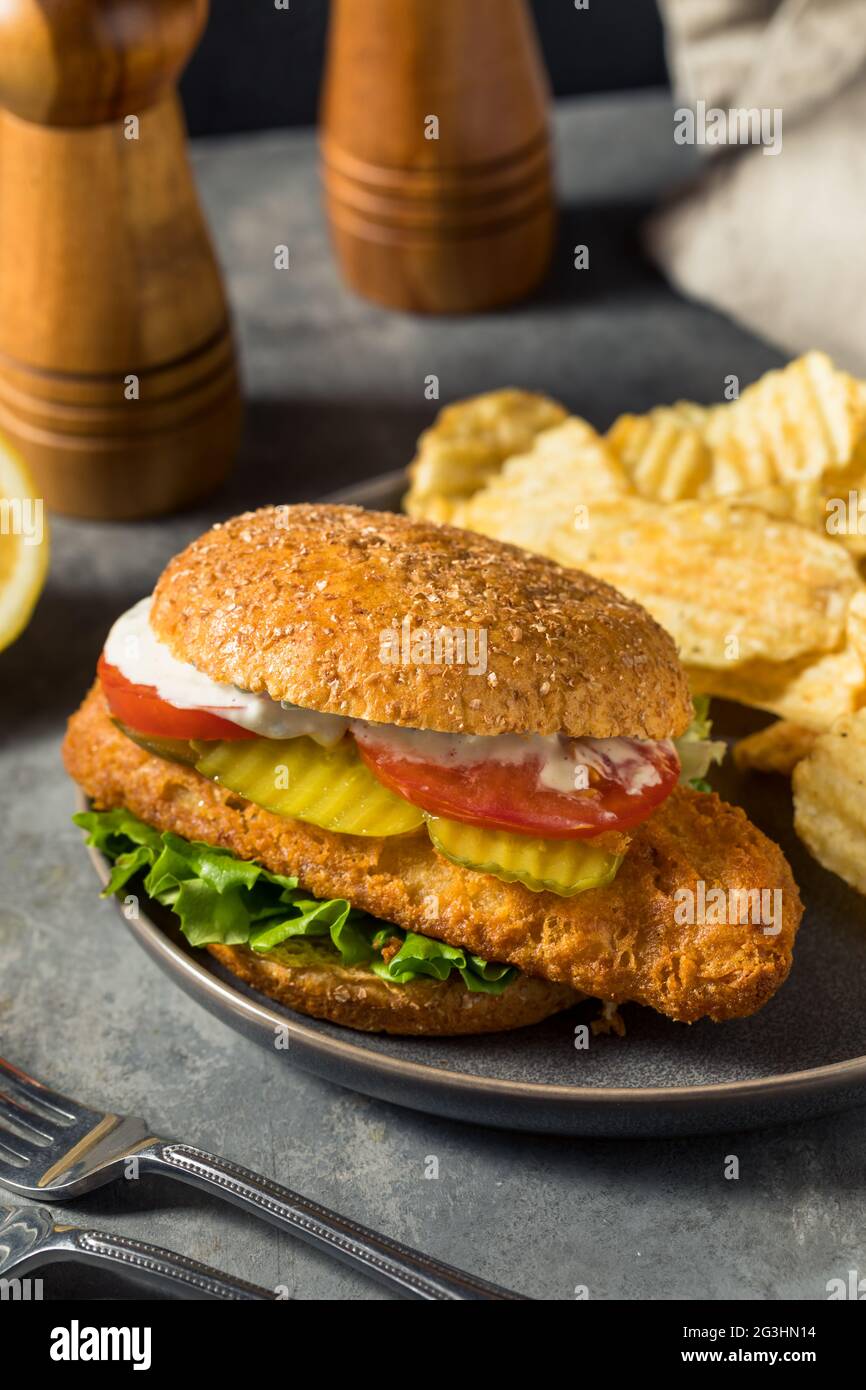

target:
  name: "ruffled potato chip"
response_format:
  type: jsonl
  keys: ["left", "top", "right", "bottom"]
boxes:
{"left": 600, "top": 355, "right": 866, "bottom": 558}
{"left": 733, "top": 721, "right": 818, "bottom": 776}
{"left": 689, "top": 592, "right": 866, "bottom": 730}
{"left": 706, "top": 352, "right": 866, "bottom": 490}
{"left": 793, "top": 707, "right": 866, "bottom": 895}
{"left": 454, "top": 419, "right": 628, "bottom": 553}
{"left": 404, "top": 388, "right": 567, "bottom": 522}
{"left": 544, "top": 497, "right": 861, "bottom": 669}
{"left": 606, "top": 402, "right": 712, "bottom": 502}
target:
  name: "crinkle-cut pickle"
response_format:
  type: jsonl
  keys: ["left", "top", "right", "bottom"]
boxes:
{"left": 425, "top": 815, "right": 623, "bottom": 896}
{"left": 192, "top": 735, "right": 425, "bottom": 837}
{"left": 114, "top": 721, "right": 200, "bottom": 767}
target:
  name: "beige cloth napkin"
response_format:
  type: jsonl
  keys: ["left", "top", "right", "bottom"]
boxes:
{"left": 647, "top": 0, "right": 866, "bottom": 374}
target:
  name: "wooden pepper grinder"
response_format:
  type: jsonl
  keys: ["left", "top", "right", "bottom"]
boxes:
{"left": 0, "top": 0, "right": 242, "bottom": 519}
{"left": 320, "top": 0, "right": 556, "bottom": 314}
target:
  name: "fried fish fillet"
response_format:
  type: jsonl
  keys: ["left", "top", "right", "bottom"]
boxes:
{"left": 64, "top": 687, "right": 803, "bottom": 1025}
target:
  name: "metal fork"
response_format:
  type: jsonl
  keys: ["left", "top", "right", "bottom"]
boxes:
{"left": 0, "top": 1205, "right": 273, "bottom": 1299}
{"left": 0, "top": 1058, "right": 526, "bottom": 1300}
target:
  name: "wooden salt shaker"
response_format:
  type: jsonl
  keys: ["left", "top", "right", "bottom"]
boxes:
{"left": 320, "top": 0, "right": 556, "bottom": 314}
{"left": 0, "top": 0, "right": 242, "bottom": 519}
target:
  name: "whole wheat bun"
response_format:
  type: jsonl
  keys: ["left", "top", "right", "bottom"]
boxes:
{"left": 150, "top": 504, "right": 692, "bottom": 739}
{"left": 207, "top": 943, "right": 580, "bottom": 1036}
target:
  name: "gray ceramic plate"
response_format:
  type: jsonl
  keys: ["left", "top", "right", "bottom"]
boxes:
{"left": 79, "top": 473, "right": 866, "bottom": 1137}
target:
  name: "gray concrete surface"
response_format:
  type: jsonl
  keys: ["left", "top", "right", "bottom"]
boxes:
{"left": 1, "top": 92, "right": 862, "bottom": 1301}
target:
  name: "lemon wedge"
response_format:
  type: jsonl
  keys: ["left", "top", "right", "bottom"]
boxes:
{"left": 0, "top": 436, "right": 49, "bottom": 651}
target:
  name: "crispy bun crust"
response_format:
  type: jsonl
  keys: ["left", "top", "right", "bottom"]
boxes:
{"left": 149, "top": 504, "right": 692, "bottom": 740}
{"left": 65, "top": 687, "right": 802, "bottom": 1024}
{"left": 206, "top": 944, "right": 579, "bottom": 1036}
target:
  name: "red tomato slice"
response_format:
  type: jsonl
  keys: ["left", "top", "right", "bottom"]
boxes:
{"left": 354, "top": 731, "right": 680, "bottom": 839}
{"left": 97, "top": 654, "right": 256, "bottom": 741}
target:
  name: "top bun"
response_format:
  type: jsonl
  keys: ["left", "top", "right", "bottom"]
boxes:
{"left": 150, "top": 505, "right": 692, "bottom": 740}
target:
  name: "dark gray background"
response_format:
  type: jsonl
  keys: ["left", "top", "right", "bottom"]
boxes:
{"left": 180, "top": 0, "right": 668, "bottom": 135}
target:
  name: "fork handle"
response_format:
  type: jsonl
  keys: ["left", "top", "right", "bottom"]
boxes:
{"left": 53, "top": 1226, "right": 273, "bottom": 1300}
{"left": 140, "top": 1142, "right": 526, "bottom": 1300}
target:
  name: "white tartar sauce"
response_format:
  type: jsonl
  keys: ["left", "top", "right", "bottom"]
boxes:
{"left": 104, "top": 597, "right": 677, "bottom": 794}
{"left": 352, "top": 725, "right": 670, "bottom": 796}
{"left": 104, "top": 598, "right": 350, "bottom": 746}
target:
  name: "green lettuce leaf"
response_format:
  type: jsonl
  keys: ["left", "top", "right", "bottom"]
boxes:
{"left": 368, "top": 930, "right": 516, "bottom": 993}
{"left": 676, "top": 696, "right": 726, "bottom": 791}
{"left": 73, "top": 810, "right": 516, "bottom": 994}
{"left": 687, "top": 693, "right": 712, "bottom": 741}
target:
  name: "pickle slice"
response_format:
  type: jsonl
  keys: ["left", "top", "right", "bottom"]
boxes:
{"left": 193, "top": 736, "right": 424, "bottom": 837}
{"left": 113, "top": 720, "right": 199, "bottom": 768}
{"left": 425, "top": 816, "right": 623, "bottom": 896}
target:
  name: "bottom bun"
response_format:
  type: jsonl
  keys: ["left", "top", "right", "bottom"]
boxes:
{"left": 207, "top": 942, "right": 581, "bottom": 1036}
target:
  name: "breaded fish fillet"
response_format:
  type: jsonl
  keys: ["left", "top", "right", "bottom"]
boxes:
{"left": 65, "top": 686, "right": 803, "bottom": 1024}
